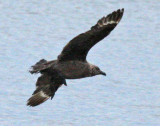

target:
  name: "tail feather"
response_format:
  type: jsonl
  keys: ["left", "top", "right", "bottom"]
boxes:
{"left": 29, "top": 59, "right": 55, "bottom": 74}
{"left": 27, "top": 91, "right": 50, "bottom": 107}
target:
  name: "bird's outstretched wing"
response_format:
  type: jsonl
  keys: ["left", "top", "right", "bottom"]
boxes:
{"left": 27, "top": 70, "right": 67, "bottom": 107}
{"left": 58, "top": 8, "right": 124, "bottom": 62}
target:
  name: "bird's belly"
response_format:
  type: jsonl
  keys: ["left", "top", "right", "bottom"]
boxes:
{"left": 55, "top": 61, "right": 90, "bottom": 79}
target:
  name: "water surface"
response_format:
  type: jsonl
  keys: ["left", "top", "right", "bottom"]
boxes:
{"left": 0, "top": 0, "right": 160, "bottom": 126}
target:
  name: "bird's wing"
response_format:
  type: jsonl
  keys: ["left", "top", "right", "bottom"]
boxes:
{"left": 27, "top": 70, "right": 67, "bottom": 107}
{"left": 58, "top": 9, "right": 124, "bottom": 62}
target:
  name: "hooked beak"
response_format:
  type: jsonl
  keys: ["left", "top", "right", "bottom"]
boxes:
{"left": 100, "top": 71, "right": 106, "bottom": 76}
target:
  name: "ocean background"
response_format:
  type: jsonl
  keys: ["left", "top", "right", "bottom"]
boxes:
{"left": 0, "top": 0, "right": 160, "bottom": 126}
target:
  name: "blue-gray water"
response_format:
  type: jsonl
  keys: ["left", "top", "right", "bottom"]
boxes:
{"left": 0, "top": 0, "right": 160, "bottom": 126}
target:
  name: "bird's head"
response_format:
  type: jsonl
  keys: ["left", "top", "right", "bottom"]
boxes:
{"left": 91, "top": 65, "right": 106, "bottom": 76}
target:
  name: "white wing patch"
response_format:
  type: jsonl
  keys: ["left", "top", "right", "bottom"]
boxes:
{"left": 97, "top": 9, "right": 124, "bottom": 28}
{"left": 27, "top": 90, "right": 50, "bottom": 106}
{"left": 40, "top": 91, "right": 49, "bottom": 98}
{"left": 98, "top": 17, "right": 118, "bottom": 28}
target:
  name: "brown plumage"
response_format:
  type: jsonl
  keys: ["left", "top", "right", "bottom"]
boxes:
{"left": 58, "top": 8, "right": 124, "bottom": 61}
{"left": 27, "top": 9, "right": 124, "bottom": 107}
{"left": 27, "top": 70, "right": 66, "bottom": 106}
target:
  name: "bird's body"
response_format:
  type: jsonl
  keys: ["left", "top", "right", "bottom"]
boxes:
{"left": 54, "top": 60, "right": 91, "bottom": 79}
{"left": 27, "top": 9, "right": 124, "bottom": 107}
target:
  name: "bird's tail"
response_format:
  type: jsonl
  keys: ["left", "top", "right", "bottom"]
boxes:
{"left": 29, "top": 59, "right": 55, "bottom": 74}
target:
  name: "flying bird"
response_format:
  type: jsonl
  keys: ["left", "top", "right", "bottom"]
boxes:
{"left": 27, "top": 8, "right": 124, "bottom": 107}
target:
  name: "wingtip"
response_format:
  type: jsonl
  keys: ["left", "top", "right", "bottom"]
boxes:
{"left": 92, "top": 8, "right": 124, "bottom": 30}
{"left": 27, "top": 91, "right": 50, "bottom": 107}
{"left": 117, "top": 8, "right": 124, "bottom": 13}
{"left": 121, "top": 8, "right": 124, "bottom": 13}
{"left": 116, "top": 8, "right": 124, "bottom": 13}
